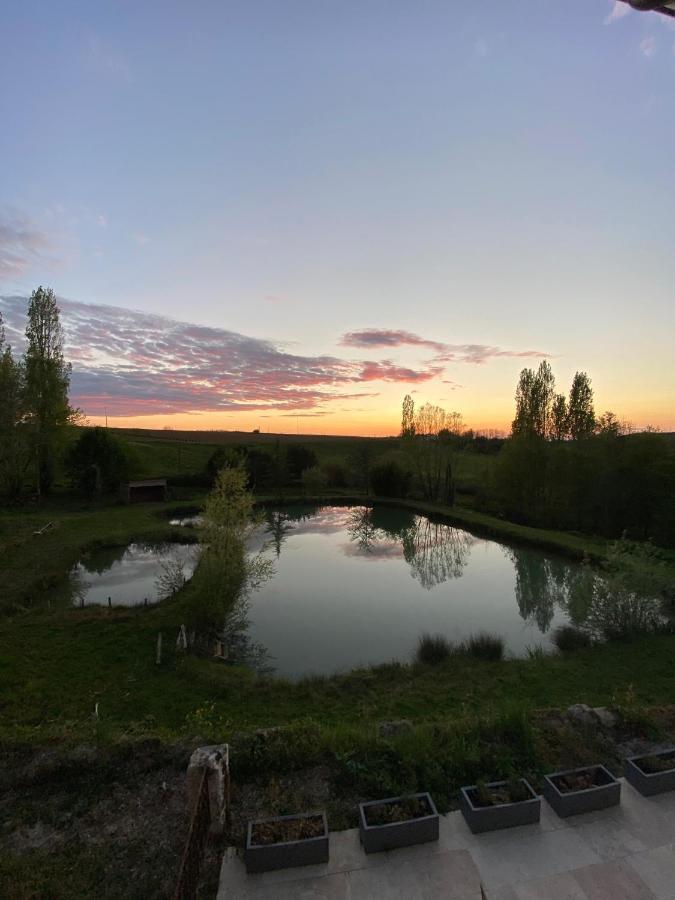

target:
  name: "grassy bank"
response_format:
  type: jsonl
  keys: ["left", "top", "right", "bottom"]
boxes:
{"left": 2, "top": 593, "right": 674, "bottom": 743}
{"left": 2, "top": 483, "right": 675, "bottom": 898}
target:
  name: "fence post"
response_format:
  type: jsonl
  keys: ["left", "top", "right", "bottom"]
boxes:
{"left": 186, "top": 745, "right": 230, "bottom": 836}
{"left": 156, "top": 632, "right": 163, "bottom": 665}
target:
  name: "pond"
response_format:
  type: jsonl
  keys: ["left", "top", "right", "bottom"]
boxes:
{"left": 73, "top": 504, "right": 663, "bottom": 678}
{"left": 241, "top": 504, "right": 601, "bottom": 678}
{"left": 72, "top": 542, "right": 198, "bottom": 607}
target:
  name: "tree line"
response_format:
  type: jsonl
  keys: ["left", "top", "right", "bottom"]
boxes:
{"left": 494, "top": 362, "right": 675, "bottom": 545}
{"left": 394, "top": 364, "right": 675, "bottom": 547}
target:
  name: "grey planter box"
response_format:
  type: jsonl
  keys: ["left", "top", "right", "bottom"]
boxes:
{"left": 543, "top": 765, "right": 620, "bottom": 818}
{"left": 244, "top": 812, "right": 329, "bottom": 874}
{"left": 625, "top": 749, "right": 675, "bottom": 797}
{"left": 459, "top": 779, "right": 540, "bottom": 834}
{"left": 359, "top": 793, "right": 439, "bottom": 853}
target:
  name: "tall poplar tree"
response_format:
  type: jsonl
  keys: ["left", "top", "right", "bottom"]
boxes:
{"left": 24, "top": 287, "right": 74, "bottom": 494}
{"left": 511, "top": 361, "right": 555, "bottom": 439}
{"left": 551, "top": 394, "right": 568, "bottom": 441}
{"left": 567, "top": 372, "right": 596, "bottom": 440}
{"left": 401, "top": 394, "right": 416, "bottom": 437}
{"left": 0, "top": 313, "right": 26, "bottom": 494}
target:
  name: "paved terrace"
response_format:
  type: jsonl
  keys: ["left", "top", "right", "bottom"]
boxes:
{"left": 218, "top": 778, "right": 675, "bottom": 899}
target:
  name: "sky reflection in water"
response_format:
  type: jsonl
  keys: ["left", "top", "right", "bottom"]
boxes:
{"left": 246, "top": 504, "right": 595, "bottom": 678}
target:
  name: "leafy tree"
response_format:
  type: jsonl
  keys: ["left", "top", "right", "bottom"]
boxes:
{"left": 370, "top": 459, "right": 411, "bottom": 497}
{"left": 410, "top": 402, "right": 456, "bottom": 504}
{"left": 206, "top": 445, "right": 245, "bottom": 482}
{"left": 206, "top": 444, "right": 275, "bottom": 490}
{"left": 596, "top": 410, "right": 621, "bottom": 438}
{"left": 551, "top": 394, "right": 568, "bottom": 441}
{"left": 23, "top": 287, "right": 75, "bottom": 494}
{"left": 190, "top": 465, "right": 273, "bottom": 634}
{"left": 347, "top": 441, "right": 375, "bottom": 494}
{"left": 400, "top": 394, "right": 416, "bottom": 437}
{"left": 0, "top": 313, "right": 27, "bottom": 495}
{"left": 65, "top": 427, "right": 131, "bottom": 496}
{"left": 301, "top": 465, "right": 329, "bottom": 493}
{"left": 567, "top": 371, "right": 595, "bottom": 440}
{"left": 285, "top": 443, "right": 317, "bottom": 480}
{"left": 531, "top": 360, "right": 555, "bottom": 439}
{"left": 511, "top": 367, "right": 536, "bottom": 437}
{"left": 512, "top": 361, "right": 555, "bottom": 439}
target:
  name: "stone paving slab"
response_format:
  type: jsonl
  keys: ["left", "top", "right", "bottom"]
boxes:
{"left": 218, "top": 779, "right": 675, "bottom": 899}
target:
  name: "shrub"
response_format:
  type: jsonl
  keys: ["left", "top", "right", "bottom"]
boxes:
{"left": 586, "top": 589, "right": 664, "bottom": 641}
{"left": 463, "top": 632, "right": 504, "bottom": 661}
{"left": 65, "top": 427, "right": 131, "bottom": 496}
{"left": 551, "top": 625, "right": 592, "bottom": 653}
{"left": 322, "top": 458, "right": 348, "bottom": 488}
{"left": 416, "top": 633, "right": 453, "bottom": 665}
{"left": 301, "top": 465, "right": 329, "bottom": 493}
{"left": 370, "top": 460, "right": 411, "bottom": 498}
{"left": 286, "top": 444, "right": 318, "bottom": 480}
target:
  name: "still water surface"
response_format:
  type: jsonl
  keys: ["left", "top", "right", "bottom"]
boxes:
{"left": 72, "top": 504, "right": 603, "bottom": 677}
{"left": 246, "top": 504, "right": 592, "bottom": 677}
{"left": 73, "top": 543, "right": 197, "bottom": 607}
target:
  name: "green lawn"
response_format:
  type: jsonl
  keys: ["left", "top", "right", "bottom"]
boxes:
{"left": 2, "top": 592, "right": 674, "bottom": 744}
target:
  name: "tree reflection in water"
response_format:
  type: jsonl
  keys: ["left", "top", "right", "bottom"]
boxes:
{"left": 347, "top": 507, "right": 474, "bottom": 589}
{"left": 504, "top": 547, "right": 600, "bottom": 632}
{"left": 401, "top": 519, "right": 475, "bottom": 590}
{"left": 264, "top": 510, "right": 293, "bottom": 558}
{"left": 347, "top": 507, "right": 379, "bottom": 553}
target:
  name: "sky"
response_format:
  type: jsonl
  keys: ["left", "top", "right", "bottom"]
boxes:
{"left": 1, "top": 0, "right": 674, "bottom": 436}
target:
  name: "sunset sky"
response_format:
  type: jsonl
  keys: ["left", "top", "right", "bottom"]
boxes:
{"left": 1, "top": 1, "right": 674, "bottom": 435}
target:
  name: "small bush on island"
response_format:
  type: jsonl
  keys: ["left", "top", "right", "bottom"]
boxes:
{"left": 416, "top": 633, "right": 453, "bottom": 665}
{"left": 552, "top": 625, "right": 592, "bottom": 653}
{"left": 464, "top": 632, "right": 504, "bottom": 661}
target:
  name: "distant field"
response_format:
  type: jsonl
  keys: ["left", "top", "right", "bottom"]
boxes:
{"left": 111, "top": 426, "right": 378, "bottom": 445}
{"left": 103, "top": 426, "right": 494, "bottom": 488}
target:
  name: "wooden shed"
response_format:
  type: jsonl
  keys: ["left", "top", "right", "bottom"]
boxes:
{"left": 121, "top": 479, "right": 168, "bottom": 503}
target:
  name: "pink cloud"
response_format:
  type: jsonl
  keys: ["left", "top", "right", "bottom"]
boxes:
{"left": 0, "top": 210, "right": 54, "bottom": 280}
{"left": 0, "top": 296, "right": 436, "bottom": 417}
{"left": 341, "top": 328, "right": 549, "bottom": 366}
{"left": 342, "top": 329, "right": 447, "bottom": 353}
{"left": 359, "top": 360, "right": 444, "bottom": 382}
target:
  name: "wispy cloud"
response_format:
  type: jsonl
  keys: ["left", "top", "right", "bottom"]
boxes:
{"left": 0, "top": 210, "right": 55, "bottom": 281}
{"left": 605, "top": 1, "right": 632, "bottom": 25}
{"left": 639, "top": 35, "right": 657, "bottom": 57}
{"left": 359, "top": 360, "right": 444, "bottom": 382}
{"left": 0, "top": 296, "right": 431, "bottom": 417}
{"left": 341, "top": 329, "right": 446, "bottom": 353}
{"left": 341, "top": 328, "right": 549, "bottom": 366}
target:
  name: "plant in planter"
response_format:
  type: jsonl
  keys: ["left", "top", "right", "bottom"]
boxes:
{"left": 244, "top": 811, "right": 329, "bottom": 874}
{"left": 359, "top": 792, "right": 439, "bottom": 853}
{"left": 459, "top": 777, "right": 540, "bottom": 834}
{"left": 625, "top": 749, "right": 675, "bottom": 797}
{"left": 543, "top": 765, "right": 620, "bottom": 818}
